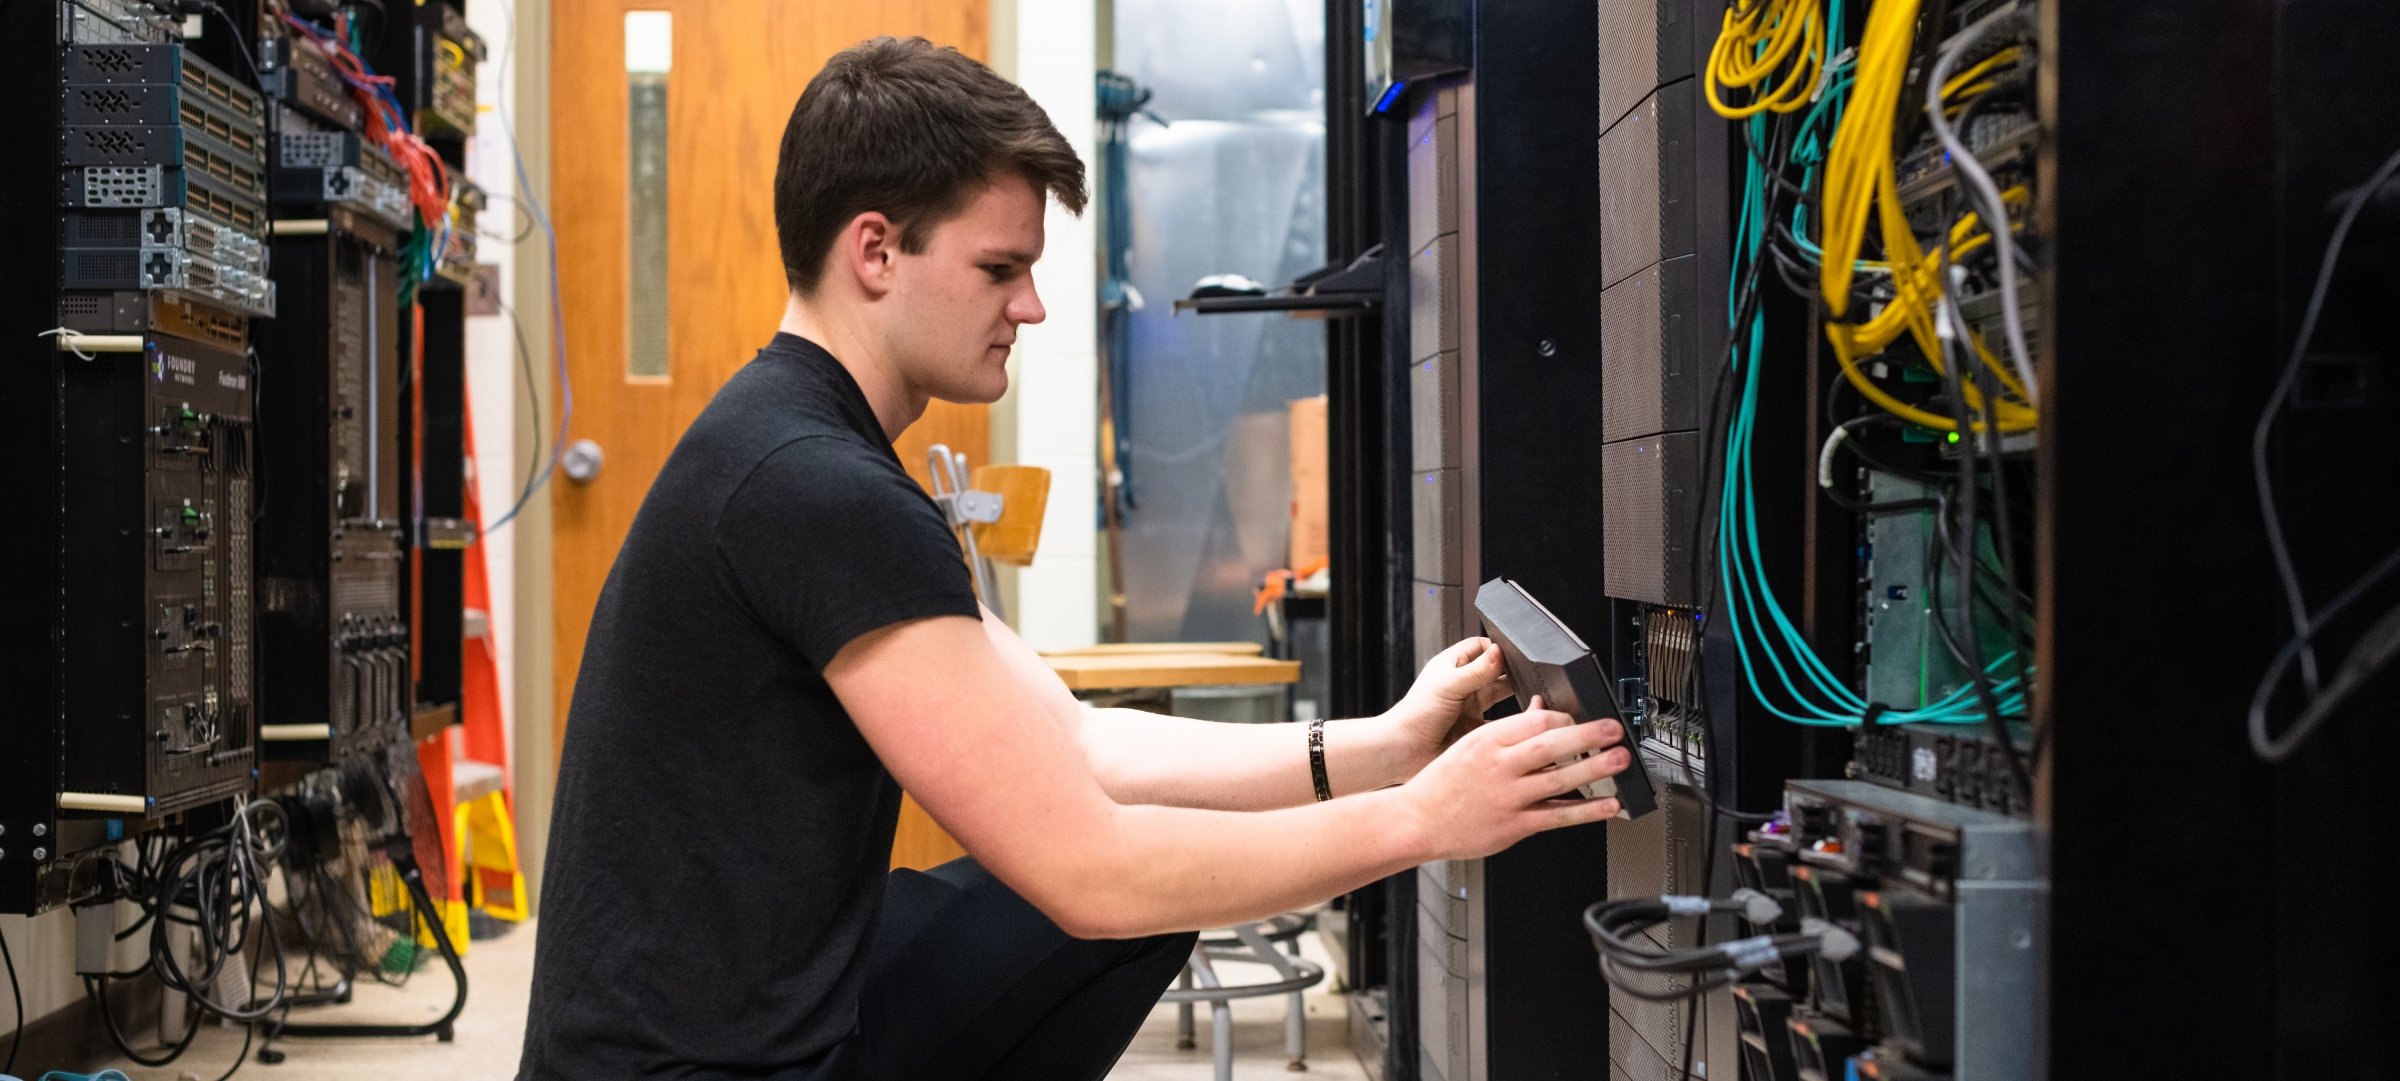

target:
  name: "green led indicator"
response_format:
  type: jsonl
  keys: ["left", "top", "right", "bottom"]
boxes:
{"left": 1946, "top": 431, "right": 1961, "bottom": 444}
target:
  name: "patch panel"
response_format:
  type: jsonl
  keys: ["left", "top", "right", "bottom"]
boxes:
{"left": 63, "top": 123, "right": 268, "bottom": 203}
{"left": 62, "top": 79, "right": 268, "bottom": 164}
{"left": 60, "top": 243, "right": 275, "bottom": 316}
{"left": 262, "top": 33, "right": 365, "bottom": 131}
{"left": 435, "top": 177, "right": 486, "bottom": 283}
{"left": 63, "top": 205, "right": 268, "bottom": 273}
{"left": 56, "top": 288, "right": 251, "bottom": 349}
{"left": 1895, "top": 112, "right": 2039, "bottom": 204}
{"left": 273, "top": 128, "right": 415, "bottom": 228}
{"left": 421, "top": 5, "right": 484, "bottom": 137}
{"left": 65, "top": 44, "right": 265, "bottom": 127}
{"left": 60, "top": 163, "right": 268, "bottom": 235}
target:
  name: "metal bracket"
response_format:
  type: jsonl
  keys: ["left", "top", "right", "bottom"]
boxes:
{"left": 940, "top": 489, "right": 1005, "bottom": 525}
{"left": 1619, "top": 675, "right": 1651, "bottom": 741}
{"left": 927, "top": 444, "right": 1007, "bottom": 622}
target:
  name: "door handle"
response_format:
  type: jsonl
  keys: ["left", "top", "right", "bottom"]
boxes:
{"left": 563, "top": 439, "right": 605, "bottom": 484}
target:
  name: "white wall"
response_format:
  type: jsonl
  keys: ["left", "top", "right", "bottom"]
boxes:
{"left": 0, "top": 890, "right": 159, "bottom": 1046}
{"left": 999, "top": 0, "right": 1103, "bottom": 651}
{"left": 462, "top": 0, "right": 526, "bottom": 771}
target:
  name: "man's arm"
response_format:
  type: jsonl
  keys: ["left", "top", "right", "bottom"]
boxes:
{"left": 973, "top": 606, "right": 1513, "bottom": 810}
{"left": 827, "top": 613, "right": 1628, "bottom": 939}
{"left": 1075, "top": 707, "right": 1409, "bottom": 810}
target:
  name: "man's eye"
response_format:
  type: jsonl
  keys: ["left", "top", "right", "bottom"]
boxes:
{"left": 984, "top": 264, "right": 1015, "bottom": 280}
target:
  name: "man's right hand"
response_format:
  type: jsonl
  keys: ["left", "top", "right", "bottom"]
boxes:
{"left": 1399, "top": 696, "right": 1629, "bottom": 861}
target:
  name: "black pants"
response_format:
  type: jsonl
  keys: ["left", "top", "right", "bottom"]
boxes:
{"left": 807, "top": 857, "right": 1197, "bottom": 1081}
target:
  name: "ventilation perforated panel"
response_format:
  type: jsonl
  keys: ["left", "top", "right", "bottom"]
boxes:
{"left": 1598, "top": 0, "right": 1696, "bottom": 132}
{"left": 1600, "top": 95, "right": 1664, "bottom": 287}
{"left": 1600, "top": 255, "right": 1703, "bottom": 442}
{"left": 1601, "top": 431, "right": 1701, "bottom": 605}
{"left": 63, "top": 211, "right": 142, "bottom": 247}
{"left": 1598, "top": 81, "right": 1701, "bottom": 289}
{"left": 1602, "top": 263, "right": 1670, "bottom": 441}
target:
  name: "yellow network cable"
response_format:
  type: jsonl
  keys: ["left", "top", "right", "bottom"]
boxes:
{"left": 1817, "top": 0, "right": 1918, "bottom": 316}
{"left": 1828, "top": 193, "right": 2038, "bottom": 433}
{"left": 1706, "top": 0, "right": 1826, "bottom": 119}
{"left": 1938, "top": 46, "right": 2022, "bottom": 117}
{"left": 1942, "top": 46, "right": 2022, "bottom": 100}
{"left": 1817, "top": 0, "right": 2037, "bottom": 433}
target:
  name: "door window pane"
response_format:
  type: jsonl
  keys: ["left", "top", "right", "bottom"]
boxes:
{"left": 625, "top": 10, "right": 671, "bottom": 380}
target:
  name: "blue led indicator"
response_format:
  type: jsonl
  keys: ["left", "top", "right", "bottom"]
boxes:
{"left": 1373, "top": 81, "right": 1407, "bottom": 114}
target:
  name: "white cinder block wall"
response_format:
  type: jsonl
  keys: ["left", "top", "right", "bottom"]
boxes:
{"left": 998, "top": 0, "right": 1103, "bottom": 651}
{"left": 463, "top": 0, "right": 523, "bottom": 768}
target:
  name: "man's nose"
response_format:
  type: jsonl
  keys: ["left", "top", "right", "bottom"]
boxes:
{"left": 1010, "top": 280, "right": 1047, "bottom": 326}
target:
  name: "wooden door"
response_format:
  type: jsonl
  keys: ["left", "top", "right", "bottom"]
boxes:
{"left": 552, "top": 0, "right": 985, "bottom": 871}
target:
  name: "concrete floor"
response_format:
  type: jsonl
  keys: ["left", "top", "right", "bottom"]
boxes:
{"left": 85, "top": 919, "right": 1375, "bottom": 1080}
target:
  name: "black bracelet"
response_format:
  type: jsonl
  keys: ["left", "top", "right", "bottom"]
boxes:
{"left": 1308, "top": 718, "right": 1333, "bottom": 802}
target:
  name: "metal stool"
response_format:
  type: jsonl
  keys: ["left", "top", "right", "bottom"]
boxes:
{"left": 1159, "top": 912, "right": 1326, "bottom": 1079}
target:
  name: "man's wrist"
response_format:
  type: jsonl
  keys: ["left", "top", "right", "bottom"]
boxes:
{"left": 1322, "top": 713, "right": 1419, "bottom": 794}
{"left": 1364, "top": 782, "right": 1440, "bottom": 866}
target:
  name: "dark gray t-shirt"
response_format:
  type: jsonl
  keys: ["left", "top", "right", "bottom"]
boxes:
{"left": 518, "top": 334, "right": 978, "bottom": 1080}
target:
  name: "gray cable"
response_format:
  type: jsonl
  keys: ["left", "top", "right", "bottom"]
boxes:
{"left": 1924, "top": 14, "right": 2039, "bottom": 407}
{"left": 2249, "top": 143, "right": 2400, "bottom": 702}
{"left": 2248, "top": 541, "right": 2400, "bottom": 762}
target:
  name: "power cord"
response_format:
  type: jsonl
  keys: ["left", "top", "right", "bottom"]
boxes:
{"left": 84, "top": 800, "right": 293, "bottom": 1074}
{"left": 2248, "top": 142, "right": 2400, "bottom": 761}
{"left": 477, "top": 0, "right": 575, "bottom": 536}
{"left": 1584, "top": 890, "right": 1857, "bottom": 1003}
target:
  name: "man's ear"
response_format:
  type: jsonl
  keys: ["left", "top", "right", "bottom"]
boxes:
{"left": 835, "top": 211, "right": 899, "bottom": 299}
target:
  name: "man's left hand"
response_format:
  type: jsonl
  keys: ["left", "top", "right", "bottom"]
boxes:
{"left": 1382, "top": 637, "right": 1515, "bottom": 774}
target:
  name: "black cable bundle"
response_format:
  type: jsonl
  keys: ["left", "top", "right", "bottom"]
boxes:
{"left": 1584, "top": 891, "right": 1856, "bottom": 1004}
{"left": 85, "top": 799, "right": 293, "bottom": 1076}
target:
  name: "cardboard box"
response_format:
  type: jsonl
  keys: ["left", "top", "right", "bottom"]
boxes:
{"left": 1289, "top": 395, "right": 1329, "bottom": 571}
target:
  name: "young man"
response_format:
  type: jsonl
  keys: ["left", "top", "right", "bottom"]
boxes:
{"left": 517, "top": 36, "right": 1631, "bottom": 1081}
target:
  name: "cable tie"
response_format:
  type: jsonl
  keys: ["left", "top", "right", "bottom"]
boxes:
{"left": 1725, "top": 938, "right": 1784, "bottom": 972}
{"left": 1811, "top": 47, "right": 1853, "bottom": 104}
{"left": 1718, "top": 933, "right": 1778, "bottom": 964}
{"left": 1664, "top": 895, "right": 1713, "bottom": 918}
{"left": 38, "top": 326, "right": 97, "bottom": 362}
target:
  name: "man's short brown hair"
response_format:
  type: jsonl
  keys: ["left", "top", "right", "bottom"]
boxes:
{"left": 774, "top": 36, "right": 1087, "bottom": 294}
